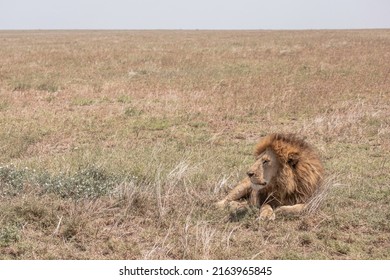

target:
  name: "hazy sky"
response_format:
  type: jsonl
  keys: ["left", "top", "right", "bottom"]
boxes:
{"left": 0, "top": 0, "right": 389, "bottom": 30}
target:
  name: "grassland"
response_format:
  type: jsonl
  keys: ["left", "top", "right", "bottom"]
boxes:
{"left": 0, "top": 30, "right": 389, "bottom": 259}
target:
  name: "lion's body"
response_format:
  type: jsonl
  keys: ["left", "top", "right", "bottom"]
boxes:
{"left": 216, "top": 133, "right": 324, "bottom": 220}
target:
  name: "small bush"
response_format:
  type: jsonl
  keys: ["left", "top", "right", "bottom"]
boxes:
{"left": 38, "top": 167, "right": 121, "bottom": 199}
{"left": 0, "top": 165, "right": 137, "bottom": 199}
{"left": 0, "top": 226, "right": 20, "bottom": 247}
{"left": 0, "top": 166, "right": 29, "bottom": 196}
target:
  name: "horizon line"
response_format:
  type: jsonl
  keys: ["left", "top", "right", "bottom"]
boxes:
{"left": 1, "top": 27, "right": 389, "bottom": 32}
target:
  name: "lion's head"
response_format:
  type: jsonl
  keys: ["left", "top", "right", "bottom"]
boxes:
{"left": 249, "top": 133, "right": 324, "bottom": 206}
{"left": 246, "top": 147, "right": 281, "bottom": 191}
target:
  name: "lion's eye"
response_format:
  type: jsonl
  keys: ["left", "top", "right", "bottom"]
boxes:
{"left": 262, "top": 159, "right": 270, "bottom": 165}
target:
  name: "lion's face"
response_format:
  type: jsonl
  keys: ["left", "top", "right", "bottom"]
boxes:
{"left": 247, "top": 148, "right": 280, "bottom": 191}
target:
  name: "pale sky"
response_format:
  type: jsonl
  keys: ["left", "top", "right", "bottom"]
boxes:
{"left": 0, "top": 0, "right": 389, "bottom": 30}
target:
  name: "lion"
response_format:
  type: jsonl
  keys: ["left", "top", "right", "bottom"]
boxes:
{"left": 216, "top": 133, "right": 324, "bottom": 220}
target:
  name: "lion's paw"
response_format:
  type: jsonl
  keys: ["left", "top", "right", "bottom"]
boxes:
{"left": 214, "top": 199, "right": 228, "bottom": 209}
{"left": 227, "top": 201, "right": 246, "bottom": 211}
{"left": 259, "top": 205, "right": 275, "bottom": 221}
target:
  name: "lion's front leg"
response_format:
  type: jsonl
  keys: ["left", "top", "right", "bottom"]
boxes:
{"left": 259, "top": 204, "right": 275, "bottom": 221}
{"left": 275, "top": 204, "right": 305, "bottom": 215}
{"left": 215, "top": 177, "right": 252, "bottom": 209}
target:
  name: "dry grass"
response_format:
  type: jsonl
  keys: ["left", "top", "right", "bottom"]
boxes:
{"left": 0, "top": 30, "right": 389, "bottom": 259}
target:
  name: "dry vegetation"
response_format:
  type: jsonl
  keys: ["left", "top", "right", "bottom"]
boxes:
{"left": 0, "top": 30, "right": 389, "bottom": 259}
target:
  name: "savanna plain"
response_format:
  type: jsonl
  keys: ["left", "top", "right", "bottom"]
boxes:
{"left": 0, "top": 30, "right": 389, "bottom": 259}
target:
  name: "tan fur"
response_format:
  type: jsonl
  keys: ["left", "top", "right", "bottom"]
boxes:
{"left": 216, "top": 133, "right": 324, "bottom": 220}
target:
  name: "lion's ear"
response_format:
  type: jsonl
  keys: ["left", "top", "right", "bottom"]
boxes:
{"left": 287, "top": 153, "right": 299, "bottom": 167}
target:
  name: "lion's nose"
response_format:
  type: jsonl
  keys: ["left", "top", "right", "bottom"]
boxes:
{"left": 247, "top": 171, "right": 255, "bottom": 178}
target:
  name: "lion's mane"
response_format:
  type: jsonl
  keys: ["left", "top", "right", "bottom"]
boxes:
{"left": 254, "top": 133, "right": 324, "bottom": 208}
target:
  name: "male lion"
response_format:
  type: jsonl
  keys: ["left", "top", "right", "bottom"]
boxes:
{"left": 216, "top": 133, "right": 324, "bottom": 220}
